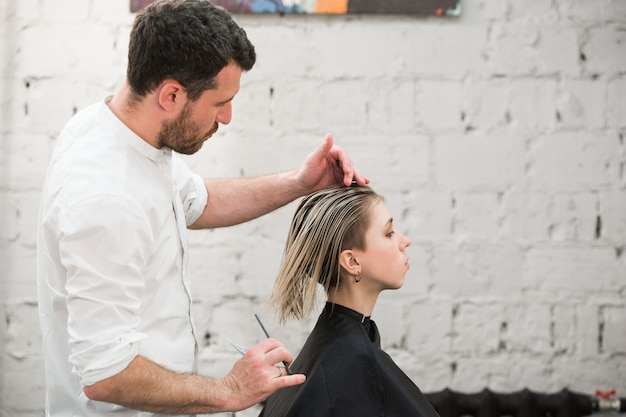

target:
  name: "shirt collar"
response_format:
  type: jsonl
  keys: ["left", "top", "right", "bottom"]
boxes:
{"left": 102, "top": 97, "right": 172, "bottom": 165}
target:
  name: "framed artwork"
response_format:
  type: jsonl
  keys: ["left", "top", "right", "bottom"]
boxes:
{"left": 130, "top": 0, "right": 462, "bottom": 16}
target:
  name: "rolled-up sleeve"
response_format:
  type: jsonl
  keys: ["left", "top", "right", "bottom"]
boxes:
{"left": 59, "top": 195, "right": 151, "bottom": 386}
{"left": 172, "top": 156, "right": 208, "bottom": 226}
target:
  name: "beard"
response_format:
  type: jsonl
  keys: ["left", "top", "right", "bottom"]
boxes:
{"left": 156, "top": 102, "right": 218, "bottom": 155}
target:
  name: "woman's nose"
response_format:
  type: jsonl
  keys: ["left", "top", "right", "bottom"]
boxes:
{"left": 401, "top": 232, "right": 411, "bottom": 249}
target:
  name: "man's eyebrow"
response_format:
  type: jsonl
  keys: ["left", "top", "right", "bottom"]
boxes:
{"left": 216, "top": 96, "right": 235, "bottom": 106}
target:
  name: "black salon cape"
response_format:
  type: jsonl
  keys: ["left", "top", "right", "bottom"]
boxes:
{"left": 259, "top": 303, "right": 440, "bottom": 417}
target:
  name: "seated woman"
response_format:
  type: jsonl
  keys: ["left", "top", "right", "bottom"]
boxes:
{"left": 259, "top": 184, "right": 439, "bottom": 417}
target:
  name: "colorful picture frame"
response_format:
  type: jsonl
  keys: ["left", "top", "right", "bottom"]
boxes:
{"left": 130, "top": 0, "right": 462, "bottom": 16}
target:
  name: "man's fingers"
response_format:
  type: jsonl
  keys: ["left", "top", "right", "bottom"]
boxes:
{"left": 272, "top": 373, "right": 306, "bottom": 388}
{"left": 247, "top": 338, "right": 295, "bottom": 373}
{"left": 264, "top": 342, "right": 294, "bottom": 368}
{"left": 314, "top": 134, "right": 334, "bottom": 162}
{"left": 350, "top": 168, "right": 370, "bottom": 186}
{"left": 323, "top": 133, "right": 334, "bottom": 148}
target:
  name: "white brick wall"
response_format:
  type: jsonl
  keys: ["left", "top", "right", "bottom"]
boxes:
{"left": 1, "top": 0, "right": 624, "bottom": 415}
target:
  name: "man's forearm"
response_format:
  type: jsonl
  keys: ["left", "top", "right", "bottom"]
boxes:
{"left": 83, "top": 356, "right": 232, "bottom": 414}
{"left": 188, "top": 135, "right": 370, "bottom": 230}
{"left": 190, "top": 171, "right": 305, "bottom": 229}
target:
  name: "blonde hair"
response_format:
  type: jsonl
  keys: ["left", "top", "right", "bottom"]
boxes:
{"left": 269, "top": 184, "right": 384, "bottom": 324}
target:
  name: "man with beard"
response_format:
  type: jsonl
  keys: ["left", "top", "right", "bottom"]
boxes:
{"left": 36, "top": 1, "right": 368, "bottom": 416}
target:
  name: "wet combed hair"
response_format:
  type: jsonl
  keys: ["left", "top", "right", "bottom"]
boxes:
{"left": 127, "top": 0, "right": 256, "bottom": 102}
{"left": 269, "top": 184, "right": 384, "bottom": 324}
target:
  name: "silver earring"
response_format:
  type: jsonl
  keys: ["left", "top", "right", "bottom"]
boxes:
{"left": 355, "top": 272, "right": 362, "bottom": 283}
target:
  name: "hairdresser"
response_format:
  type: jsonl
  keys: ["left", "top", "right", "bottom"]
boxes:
{"left": 36, "top": 1, "right": 368, "bottom": 416}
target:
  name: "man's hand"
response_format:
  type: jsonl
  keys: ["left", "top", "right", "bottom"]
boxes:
{"left": 82, "top": 339, "right": 304, "bottom": 414}
{"left": 219, "top": 338, "right": 306, "bottom": 411}
{"left": 295, "top": 134, "right": 370, "bottom": 193}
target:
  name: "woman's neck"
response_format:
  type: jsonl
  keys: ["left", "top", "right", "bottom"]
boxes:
{"left": 327, "top": 286, "right": 379, "bottom": 317}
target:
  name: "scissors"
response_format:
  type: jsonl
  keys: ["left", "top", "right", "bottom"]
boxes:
{"left": 226, "top": 314, "right": 293, "bottom": 375}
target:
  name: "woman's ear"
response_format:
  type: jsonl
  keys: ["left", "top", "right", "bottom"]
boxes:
{"left": 339, "top": 249, "right": 360, "bottom": 276}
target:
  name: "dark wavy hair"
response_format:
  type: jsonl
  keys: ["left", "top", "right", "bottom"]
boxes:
{"left": 127, "top": 0, "right": 256, "bottom": 102}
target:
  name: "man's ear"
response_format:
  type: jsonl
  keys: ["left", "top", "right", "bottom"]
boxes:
{"left": 339, "top": 250, "right": 360, "bottom": 276}
{"left": 157, "top": 80, "right": 187, "bottom": 112}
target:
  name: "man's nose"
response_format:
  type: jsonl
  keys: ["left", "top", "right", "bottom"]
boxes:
{"left": 216, "top": 102, "right": 232, "bottom": 125}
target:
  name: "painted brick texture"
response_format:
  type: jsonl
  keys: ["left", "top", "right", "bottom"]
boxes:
{"left": 1, "top": 0, "right": 624, "bottom": 416}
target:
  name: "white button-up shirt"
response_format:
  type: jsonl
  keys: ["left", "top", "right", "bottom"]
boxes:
{"left": 37, "top": 100, "right": 208, "bottom": 416}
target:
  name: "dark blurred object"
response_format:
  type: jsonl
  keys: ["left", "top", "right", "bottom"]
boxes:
{"left": 347, "top": 0, "right": 459, "bottom": 15}
{"left": 425, "top": 388, "right": 625, "bottom": 417}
